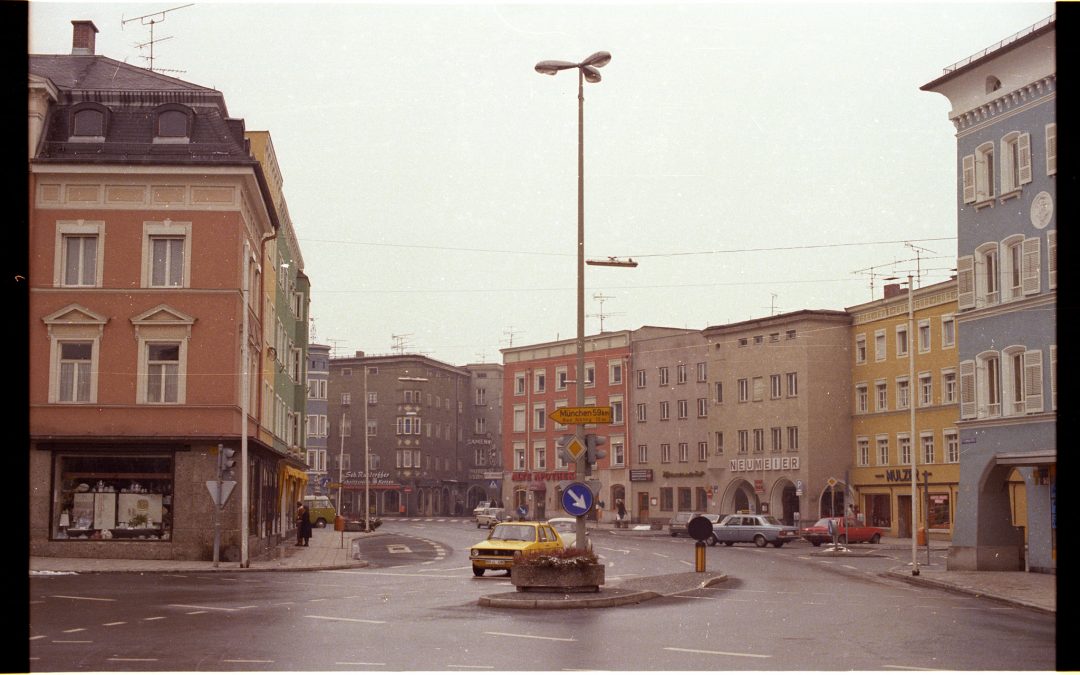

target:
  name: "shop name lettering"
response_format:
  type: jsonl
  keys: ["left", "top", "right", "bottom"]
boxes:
{"left": 885, "top": 469, "right": 914, "bottom": 482}
{"left": 343, "top": 471, "right": 396, "bottom": 484}
{"left": 511, "top": 471, "right": 576, "bottom": 481}
{"left": 729, "top": 457, "right": 800, "bottom": 472}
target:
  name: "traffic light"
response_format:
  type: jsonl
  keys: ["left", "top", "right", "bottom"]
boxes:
{"left": 583, "top": 434, "right": 609, "bottom": 466}
{"left": 218, "top": 444, "right": 236, "bottom": 479}
{"left": 555, "top": 434, "right": 575, "bottom": 465}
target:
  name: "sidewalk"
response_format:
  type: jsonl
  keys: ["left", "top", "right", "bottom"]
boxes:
{"left": 28, "top": 518, "right": 1055, "bottom": 614}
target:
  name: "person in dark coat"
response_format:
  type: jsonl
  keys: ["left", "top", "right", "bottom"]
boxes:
{"left": 296, "top": 501, "right": 313, "bottom": 546}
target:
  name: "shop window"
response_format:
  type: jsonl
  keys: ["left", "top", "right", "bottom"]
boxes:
{"left": 52, "top": 453, "right": 174, "bottom": 541}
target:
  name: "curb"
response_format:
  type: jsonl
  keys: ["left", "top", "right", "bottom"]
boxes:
{"left": 478, "top": 573, "right": 728, "bottom": 609}
{"left": 882, "top": 569, "right": 1055, "bottom": 615}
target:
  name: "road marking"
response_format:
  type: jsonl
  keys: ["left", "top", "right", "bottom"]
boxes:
{"left": 484, "top": 632, "right": 575, "bottom": 642}
{"left": 327, "top": 570, "right": 459, "bottom": 579}
{"left": 62, "top": 628, "right": 87, "bottom": 633}
{"left": 107, "top": 658, "right": 159, "bottom": 662}
{"left": 224, "top": 659, "right": 274, "bottom": 664}
{"left": 169, "top": 604, "right": 237, "bottom": 612}
{"left": 29, "top": 635, "right": 46, "bottom": 641}
{"left": 881, "top": 666, "right": 939, "bottom": 671}
{"left": 446, "top": 665, "right": 494, "bottom": 669}
{"left": 665, "top": 647, "right": 770, "bottom": 659}
{"left": 336, "top": 662, "right": 386, "bottom": 666}
{"left": 184, "top": 611, "right": 208, "bottom": 616}
{"left": 305, "top": 615, "right": 386, "bottom": 624}
{"left": 51, "top": 640, "right": 92, "bottom": 644}
{"left": 103, "top": 621, "right": 127, "bottom": 626}
{"left": 142, "top": 616, "right": 166, "bottom": 621}
{"left": 51, "top": 595, "right": 115, "bottom": 602}
{"left": 388, "top": 544, "right": 413, "bottom": 553}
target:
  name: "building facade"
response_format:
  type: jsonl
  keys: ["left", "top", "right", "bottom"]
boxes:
{"left": 462, "top": 363, "right": 505, "bottom": 510}
{"left": 28, "top": 21, "right": 307, "bottom": 561}
{"left": 703, "top": 311, "right": 853, "bottom": 529}
{"left": 327, "top": 353, "right": 474, "bottom": 517}
{"left": 846, "top": 279, "right": 962, "bottom": 541}
{"left": 305, "top": 344, "right": 331, "bottom": 494}
{"left": 922, "top": 15, "right": 1056, "bottom": 572}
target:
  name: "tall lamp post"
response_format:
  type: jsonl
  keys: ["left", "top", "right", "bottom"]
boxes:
{"left": 338, "top": 398, "right": 349, "bottom": 522}
{"left": 535, "top": 50, "right": 611, "bottom": 552}
{"left": 888, "top": 274, "right": 919, "bottom": 576}
{"left": 363, "top": 364, "right": 371, "bottom": 532}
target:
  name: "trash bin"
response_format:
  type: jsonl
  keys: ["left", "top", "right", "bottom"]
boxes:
{"left": 334, "top": 515, "right": 345, "bottom": 532}
{"left": 917, "top": 527, "right": 927, "bottom": 546}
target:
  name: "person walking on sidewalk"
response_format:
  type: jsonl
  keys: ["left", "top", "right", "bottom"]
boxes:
{"left": 616, "top": 499, "right": 627, "bottom": 527}
{"left": 295, "top": 501, "right": 312, "bottom": 546}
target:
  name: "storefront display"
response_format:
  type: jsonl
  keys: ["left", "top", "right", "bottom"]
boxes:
{"left": 52, "top": 454, "right": 174, "bottom": 541}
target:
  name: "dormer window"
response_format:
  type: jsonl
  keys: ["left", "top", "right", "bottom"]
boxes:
{"left": 153, "top": 104, "right": 192, "bottom": 143}
{"left": 69, "top": 104, "right": 107, "bottom": 141}
{"left": 985, "top": 76, "right": 1002, "bottom": 94}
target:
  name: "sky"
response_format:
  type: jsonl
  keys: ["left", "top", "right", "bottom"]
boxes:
{"left": 27, "top": 0, "right": 1056, "bottom": 366}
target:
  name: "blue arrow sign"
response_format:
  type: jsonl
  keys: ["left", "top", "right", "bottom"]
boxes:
{"left": 561, "top": 481, "right": 594, "bottom": 517}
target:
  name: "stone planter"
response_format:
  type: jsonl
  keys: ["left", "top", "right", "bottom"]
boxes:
{"left": 511, "top": 562, "right": 605, "bottom": 593}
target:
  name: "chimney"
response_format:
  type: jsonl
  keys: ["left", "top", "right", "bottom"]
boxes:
{"left": 883, "top": 283, "right": 908, "bottom": 299}
{"left": 71, "top": 20, "right": 99, "bottom": 55}
{"left": 355, "top": 351, "right": 366, "bottom": 357}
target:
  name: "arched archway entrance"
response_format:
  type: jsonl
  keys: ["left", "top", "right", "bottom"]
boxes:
{"left": 819, "top": 484, "right": 845, "bottom": 518}
{"left": 767, "top": 479, "right": 800, "bottom": 526}
{"left": 722, "top": 480, "right": 759, "bottom": 515}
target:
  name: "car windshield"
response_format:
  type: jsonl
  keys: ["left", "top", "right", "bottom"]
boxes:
{"left": 550, "top": 522, "right": 574, "bottom": 532}
{"left": 762, "top": 516, "right": 782, "bottom": 525}
{"left": 490, "top": 524, "right": 536, "bottom": 542}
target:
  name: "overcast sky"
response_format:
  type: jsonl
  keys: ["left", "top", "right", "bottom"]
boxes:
{"left": 28, "top": 1, "right": 1055, "bottom": 365}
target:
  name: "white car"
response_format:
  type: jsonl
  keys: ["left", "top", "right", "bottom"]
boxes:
{"left": 548, "top": 517, "right": 581, "bottom": 549}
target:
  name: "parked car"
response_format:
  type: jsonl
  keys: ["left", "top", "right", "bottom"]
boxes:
{"left": 472, "top": 500, "right": 494, "bottom": 518}
{"left": 475, "top": 507, "right": 507, "bottom": 528}
{"left": 801, "top": 517, "right": 885, "bottom": 546}
{"left": 303, "top": 495, "right": 337, "bottom": 528}
{"left": 668, "top": 511, "right": 701, "bottom": 537}
{"left": 548, "top": 517, "right": 580, "bottom": 549}
{"left": 710, "top": 514, "right": 799, "bottom": 548}
{"left": 469, "top": 521, "right": 565, "bottom": 576}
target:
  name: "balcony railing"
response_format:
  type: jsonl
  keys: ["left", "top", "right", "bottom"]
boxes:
{"left": 941, "top": 14, "right": 1054, "bottom": 75}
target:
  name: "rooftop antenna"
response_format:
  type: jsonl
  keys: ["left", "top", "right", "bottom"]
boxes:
{"left": 308, "top": 316, "right": 318, "bottom": 343}
{"left": 588, "top": 292, "right": 623, "bottom": 332}
{"left": 391, "top": 334, "right": 414, "bottom": 355}
{"left": 121, "top": 4, "right": 193, "bottom": 74}
{"left": 327, "top": 338, "right": 347, "bottom": 359}
{"left": 905, "top": 242, "right": 936, "bottom": 288}
{"left": 502, "top": 326, "right": 523, "bottom": 349}
{"left": 853, "top": 259, "right": 902, "bottom": 300}
{"left": 762, "top": 293, "right": 781, "bottom": 316}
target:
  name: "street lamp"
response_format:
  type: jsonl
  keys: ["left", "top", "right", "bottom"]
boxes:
{"left": 887, "top": 274, "right": 919, "bottom": 576}
{"left": 535, "top": 50, "right": 611, "bottom": 552}
{"left": 363, "top": 364, "right": 371, "bottom": 532}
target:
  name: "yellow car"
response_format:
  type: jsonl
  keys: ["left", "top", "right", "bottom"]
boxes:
{"left": 469, "top": 521, "right": 565, "bottom": 576}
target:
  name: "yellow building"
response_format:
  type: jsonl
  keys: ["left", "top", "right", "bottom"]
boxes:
{"left": 846, "top": 278, "right": 961, "bottom": 541}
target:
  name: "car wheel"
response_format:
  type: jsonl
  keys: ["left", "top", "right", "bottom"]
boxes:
{"left": 754, "top": 534, "right": 767, "bottom": 548}
{"left": 811, "top": 540, "right": 822, "bottom": 547}
{"left": 472, "top": 566, "right": 484, "bottom": 577}
{"left": 724, "top": 541, "right": 734, "bottom": 547}
{"left": 707, "top": 535, "right": 717, "bottom": 547}
{"left": 773, "top": 541, "right": 784, "bottom": 548}
{"left": 870, "top": 533, "right": 881, "bottom": 544}
{"left": 315, "top": 518, "right": 327, "bottom": 528}
{"left": 670, "top": 532, "right": 677, "bottom": 537}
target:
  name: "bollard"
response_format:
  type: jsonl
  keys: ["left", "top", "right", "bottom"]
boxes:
{"left": 695, "top": 540, "right": 706, "bottom": 572}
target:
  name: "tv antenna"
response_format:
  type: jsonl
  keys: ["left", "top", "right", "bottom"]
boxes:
{"left": 762, "top": 293, "right": 781, "bottom": 316}
{"left": 391, "top": 334, "right": 414, "bottom": 355}
{"left": 501, "top": 326, "right": 523, "bottom": 349}
{"left": 588, "top": 292, "right": 623, "bottom": 332}
{"left": 904, "top": 242, "right": 936, "bottom": 288}
{"left": 122, "top": 4, "right": 193, "bottom": 74}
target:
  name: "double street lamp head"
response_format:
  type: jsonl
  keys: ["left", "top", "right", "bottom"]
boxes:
{"left": 535, "top": 51, "right": 612, "bottom": 83}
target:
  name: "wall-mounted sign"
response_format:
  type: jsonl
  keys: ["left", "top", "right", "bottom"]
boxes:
{"left": 729, "top": 457, "right": 800, "bottom": 473}
{"left": 629, "top": 469, "right": 653, "bottom": 482}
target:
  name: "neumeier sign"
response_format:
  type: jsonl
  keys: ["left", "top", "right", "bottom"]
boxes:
{"left": 549, "top": 406, "right": 613, "bottom": 425}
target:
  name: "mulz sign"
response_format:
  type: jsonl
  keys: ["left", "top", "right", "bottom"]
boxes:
{"left": 885, "top": 469, "right": 914, "bottom": 482}
{"left": 729, "top": 457, "right": 800, "bottom": 472}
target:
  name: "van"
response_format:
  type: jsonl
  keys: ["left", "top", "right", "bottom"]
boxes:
{"left": 303, "top": 495, "right": 337, "bottom": 528}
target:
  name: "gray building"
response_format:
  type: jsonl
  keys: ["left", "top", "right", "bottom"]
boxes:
{"left": 462, "top": 363, "right": 505, "bottom": 510}
{"left": 921, "top": 15, "right": 1056, "bottom": 572}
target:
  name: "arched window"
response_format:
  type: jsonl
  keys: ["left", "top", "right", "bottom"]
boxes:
{"left": 69, "top": 104, "right": 108, "bottom": 139}
{"left": 985, "top": 75, "right": 1002, "bottom": 94}
{"left": 153, "top": 104, "right": 192, "bottom": 141}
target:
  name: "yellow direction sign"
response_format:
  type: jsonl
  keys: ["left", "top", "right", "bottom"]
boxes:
{"left": 565, "top": 436, "right": 587, "bottom": 461}
{"left": 549, "top": 406, "right": 613, "bottom": 426}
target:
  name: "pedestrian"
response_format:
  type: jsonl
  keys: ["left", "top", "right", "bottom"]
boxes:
{"left": 516, "top": 503, "right": 527, "bottom": 519}
{"left": 295, "top": 501, "right": 312, "bottom": 546}
{"left": 616, "top": 499, "right": 627, "bottom": 527}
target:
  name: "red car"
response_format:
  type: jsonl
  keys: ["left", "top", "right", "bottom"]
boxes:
{"left": 801, "top": 517, "right": 885, "bottom": 546}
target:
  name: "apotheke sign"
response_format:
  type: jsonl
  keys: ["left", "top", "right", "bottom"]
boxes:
{"left": 729, "top": 457, "right": 800, "bottom": 472}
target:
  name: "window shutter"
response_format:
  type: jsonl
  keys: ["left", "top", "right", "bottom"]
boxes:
{"left": 959, "top": 360, "right": 977, "bottom": 419}
{"left": 1047, "top": 230, "right": 1056, "bottom": 289}
{"left": 1022, "top": 237, "right": 1040, "bottom": 296}
{"left": 1045, "top": 123, "right": 1057, "bottom": 175}
{"left": 1050, "top": 345, "right": 1057, "bottom": 410}
{"left": 957, "top": 255, "right": 976, "bottom": 309}
{"left": 1017, "top": 132, "right": 1032, "bottom": 185}
{"left": 962, "top": 154, "right": 976, "bottom": 204}
{"left": 1023, "top": 350, "right": 1043, "bottom": 413}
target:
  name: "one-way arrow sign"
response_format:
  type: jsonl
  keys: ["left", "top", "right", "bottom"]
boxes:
{"left": 561, "top": 481, "right": 594, "bottom": 517}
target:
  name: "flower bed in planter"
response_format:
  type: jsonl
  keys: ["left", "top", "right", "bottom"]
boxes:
{"left": 510, "top": 548, "right": 605, "bottom": 593}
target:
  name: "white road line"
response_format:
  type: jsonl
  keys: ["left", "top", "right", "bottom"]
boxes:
{"left": 665, "top": 646, "right": 770, "bottom": 659}
{"left": 446, "top": 665, "right": 494, "bottom": 669}
{"left": 51, "top": 595, "right": 115, "bottom": 602}
{"left": 184, "top": 611, "right": 208, "bottom": 615}
{"left": 51, "top": 640, "right": 92, "bottom": 644}
{"left": 881, "top": 665, "right": 940, "bottom": 671}
{"left": 142, "top": 616, "right": 166, "bottom": 621}
{"left": 168, "top": 604, "right": 237, "bottom": 612}
{"left": 29, "top": 635, "right": 46, "bottom": 641}
{"left": 102, "top": 621, "right": 126, "bottom": 626}
{"left": 62, "top": 628, "right": 87, "bottom": 634}
{"left": 224, "top": 659, "right": 274, "bottom": 664}
{"left": 484, "top": 631, "right": 575, "bottom": 642}
{"left": 305, "top": 615, "right": 386, "bottom": 624}
{"left": 336, "top": 662, "right": 386, "bottom": 666}
{"left": 107, "top": 658, "right": 158, "bottom": 662}
{"left": 327, "top": 570, "right": 460, "bottom": 579}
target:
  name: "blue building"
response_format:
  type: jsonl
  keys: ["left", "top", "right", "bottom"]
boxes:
{"left": 921, "top": 16, "right": 1056, "bottom": 572}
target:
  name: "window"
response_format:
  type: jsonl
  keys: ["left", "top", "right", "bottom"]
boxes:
{"left": 855, "top": 384, "right": 868, "bottom": 414}
{"left": 921, "top": 433, "right": 935, "bottom": 464}
{"left": 534, "top": 370, "right": 546, "bottom": 393}
{"left": 514, "top": 373, "right": 525, "bottom": 395}
{"left": 786, "top": 372, "right": 798, "bottom": 397}
{"left": 51, "top": 454, "right": 174, "bottom": 540}
{"left": 534, "top": 443, "right": 546, "bottom": 470}
{"left": 975, "top": 242, "right": 1000, "bottom": 306}
{"left": 980, "top": 352, "right": 1002, "bottom": 418}
{"left": 1000, "top": 131, "right": 1031, "bottom": 194}
{"left": 874, "top": 330, "right": 886, "bottom": 361}
{"left": 556, "top": 366, "right": 568, "bottom": 391}
{"left": 897, "top": 434, "right": 912, "bottom": 465}
{"left": 1003, "top": 347, "right": 1044, "bottom": 416}
{"left": 659, "top": 401, "right": 670, "bottom": 420}
{"left": 533, "top": 404, "right": 546, "bottom": 431}
{"left": 146, "top": 343, "right": 181, "bottom": 403}
{"left": 677, "top": 400, "right": 688, "bottom": 419}
{"left": 636, "top": 402, "right": 647, "bottom": 422}
{"left": 45, "top": 305, "right": 105, "bottom": 404}
{"left": 367, "top": 419, "right": 377, "bottom": 437}
{"left": 676, "top": 364, "right": 687, "bottom": 384}
{"left": 919, "top": 373, "right": 933, "bottom": 407}
{"left": 896, "top": 324, "right": 909, "bottom": 358}
{"left": 945, "top": 430, "right": 960, "bottom": 463}
{"left": 57, "top": 341, "right": 93, "bottom": 403}
{"left": 918, "top": 320, "right": 931, "bottom": 353}
{"left": 1046, "top": 123, "right": 1057, "bottom": 176}
{"left": 962, "top": 142, "right": 995, "bottom": 204}
{"left": 696, "top": 362, "right": 707, "bottom": 382}
{"left": 770, "top": 374, "right": 782, "bottom": 399}
{"left": 610, "top": 396, "right": 624, "bottom": 424}
{"left": 660, "top": 488, "right": 674, "bottom": 511}
{"left": 661, "top": 444, "right": 672, "bottom": 463}
{"left": 752, "top": 377, "right": 764, "bottom": 401}
{"left": 737, "top": 378, "right": 749, "bottom": 402}
{"left": 475, "top": 387, "right": 486, "bottom": 406}
{"left": 697, "top": 398, "right": 708, "bottom": 418}
{"left": 875, "top": 381, "right": 888, "bottom": 412}
{"left": 513, "top": 405, "right": 525, "bottom": 432}
{"left": 475, "top": 417, "right": 487, "bottom": 435}
{"left": 698, "top": 441, "right": 708, "bottom": 462}
{"left": 857, "top": 438, "right": 870, "bottom": 466}
{"left": 737, "top": 430, "right": 749, "bottom": 454}
{"left": 896, "top": 377, "right": 910, "bottom": 410}
{"left": 942, "top": 369, "right": 957, "bottom": 404}
{"left": 658, "top": 367, "right": 669, "bottom": 386}
{"left": 855, "top": 335, "right": 867, "bottom": 364}
{"left": 714, "top": 431, "right": 724, "bottom": 455}
{"left": 715, "top": 382, "right": 723, "bottom": 403}
{"left": 342, "top": 392, "right": 352, "bottom": 405}
{"left": 609, "top": 361, "right": 623, "bottom": 385}
{"left": 132, "top": 305, "right": 192, "bottom": 405}
{"left": 584, "top": 363, "right": 595, "bottom": 387}
{"left": 786, "top": 426, "right": 799, "bottom": 451}
{"left": 142, "top": 221, "right": 191, "bottom": 288}
{"left": 786, "top": 329, "right": 797, "bottom": 340}
{"left": 753, "top": 428, "right": 764, "bottom": 454}
{"left": 941, "top": 316, "right": 955, "bottom": 348}
{"left": 678, "top": 443, "right": 689, "bottom": 463}
{"left": 71, "top": 107, "right": 105, "bottom": 138}
{"left": 56, "top": 221, "right": 104, "bottom": 287}
{"left": 877, "top": 437, "right": 889, "bottom": 465}
{"left": 514, "top": 444, "right": 526, "bottom": 471}
{"left": 738, "top": 338, "right": 748, "bottom": 347}
{"left": 635, "top": 369, "right": 646, "bottom": 388}
{"left": 612, "top": 440, "right": 625, "bottom": 466}
{"left": 155, "top": 107, "right": 189, "bottom": 139}
{"left": 770, "top": 427, "right": 782, "bottom": 452}
{"left": 637, "top": 444, "right": 648, "bottom": 464}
